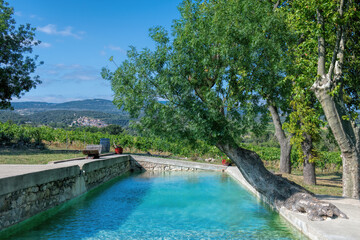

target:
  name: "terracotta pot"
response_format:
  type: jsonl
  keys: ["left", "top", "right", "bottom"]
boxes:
{"left": 115, "top": 147, "right": 123, "bottom": 154}
{"left": 222, "top": 159, "right": 229, "bottom": 166}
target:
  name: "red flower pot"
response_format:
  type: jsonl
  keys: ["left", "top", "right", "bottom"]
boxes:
{"left": 222, "top": 159, "right": 229, "bottom": 166}
{"left": 115, "top": 147, "right": 123, "bottom": 154}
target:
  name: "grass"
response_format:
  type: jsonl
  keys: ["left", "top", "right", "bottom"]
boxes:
{"left": 281, "top": 171, "right": 343, "bottom": 197}
{"left": 0, "top": 148, "right": 84, "bottom": 164}
{"left": 263, "top": 160, "right": 343, "bottom": 196}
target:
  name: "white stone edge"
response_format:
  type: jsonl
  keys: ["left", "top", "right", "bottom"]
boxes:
{"left": 225, "top": 166, "right": 325, "bottom": 240}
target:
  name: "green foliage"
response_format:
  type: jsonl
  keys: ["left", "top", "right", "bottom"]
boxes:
{"left": 241, "top": 144, "right": 281, "bottom": 161}
{"left": 241, "top": 142, "right": 341, "bottom": 171}
{"left": 284, "top": 0, "right": 360, "bottom": 141}
{"left": 318, "top": 151, "right": 342, "bottom": 171}
{"left": 104, "top": 0, "right": 297, "bottom": 150}
{"left": 281, "top": 0, "right": 341, "bottom": 164}
{"left": 0, "top": 0, "right": 43, "bottom": 109}
{"left": 283, "top": 85, "right": 324, "bottom": 163}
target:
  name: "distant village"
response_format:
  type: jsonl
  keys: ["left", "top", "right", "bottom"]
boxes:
{"left": 71, "top": 116, "right": 108, "bottom": 128}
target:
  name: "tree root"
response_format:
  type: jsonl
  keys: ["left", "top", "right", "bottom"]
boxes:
{"left": 284, "top": 192, "right": 348, "bottom": 221}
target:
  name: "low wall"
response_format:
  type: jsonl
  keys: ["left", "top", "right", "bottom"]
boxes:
{"left": 0, "top": 155, "right": 131, "bottom": 232}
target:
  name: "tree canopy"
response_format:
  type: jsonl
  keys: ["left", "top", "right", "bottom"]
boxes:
{"left": 284, "top": 0, "right": 360, "bottom": 198}
{"left": 104, "top": 0, "right": 293, "bottom": 147}
{"left": 0, "top": 0, "right": 43, "bottom": 109}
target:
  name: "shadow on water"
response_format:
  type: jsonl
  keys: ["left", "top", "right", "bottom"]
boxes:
{"left": 6, "top": 171, "right": 153, "bottom": 240}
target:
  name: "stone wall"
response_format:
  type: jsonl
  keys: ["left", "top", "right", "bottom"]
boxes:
{"left": 83, "top": 157, "right": 131, "bottom": 190}
{"left": 0, "top": 155, "right": 131, "bottom": 232}
{"left": 131, "top": 155, "right": 227, "bottom": 172}
{"left": 132, "top": 160, "right": 199, "bottom": 171}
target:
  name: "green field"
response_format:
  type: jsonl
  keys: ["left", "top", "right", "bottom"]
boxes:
{"left": 0, "top": 148, "right": 84, "bottom": 164}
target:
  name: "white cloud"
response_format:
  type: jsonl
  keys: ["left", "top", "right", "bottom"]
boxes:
{"left": 30, "top": 14, "right": 43, "bottom": 20}
{"left": 108, "top": 45, "right": 122, "bottom": 51}
{"left": 14, "top": 11, "right": 22, "bottom": 17}
{"left": 105, "top": 45, "right": 126, "bottom": 54}
{"left": 37, "top": 24, "right": 85, "bottom": 39}
{"left": 65, "top": 74, "right": 97, "bottom": 81}
{"left": 39, "top": 42, "right": 52, "bottom": 48}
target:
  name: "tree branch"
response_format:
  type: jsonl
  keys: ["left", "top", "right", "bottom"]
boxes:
{"left": 316, "top": 9, "right": 326, "bottom": 77}
{"left": 273, "top": 0, "right": 280, "bottom": 11}
{"left": 328, "top": 0, "right": 345, "bottom": 78}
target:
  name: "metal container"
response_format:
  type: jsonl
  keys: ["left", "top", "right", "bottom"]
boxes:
{"left": 100, "top": 138, "right": 110, "bottom": 153}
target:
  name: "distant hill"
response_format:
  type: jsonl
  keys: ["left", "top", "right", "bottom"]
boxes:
{"left": 0, "top": 99, "right": 130, "bottom": 127}
{"left": 0, "top": 110, "right": 129, "bottom": 127}
{"left": 10, "top": 99, "right": 124, "bottom": 115}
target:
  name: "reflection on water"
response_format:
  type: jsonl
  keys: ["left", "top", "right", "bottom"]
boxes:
{"left": 8, "top": 171, "right": 306, "bottom": 240}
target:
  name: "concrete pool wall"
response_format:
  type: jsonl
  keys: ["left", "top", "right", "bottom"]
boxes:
{"left": 0, "top": 155, "right": 132, "bottom": 231}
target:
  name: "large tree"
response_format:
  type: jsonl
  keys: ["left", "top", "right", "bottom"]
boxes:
{"left": 104, "top": 0, "right": 347, "bottom": 220}
{"left": 0, "top": 0, "right": 42, "bottom": 109}
{"left": 287, "top": 0, "right": 360, "bottom": 198}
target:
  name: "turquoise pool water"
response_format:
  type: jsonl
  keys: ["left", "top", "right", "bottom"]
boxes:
{"left": 10, "top": 171, "right": 306, "bottom": 239}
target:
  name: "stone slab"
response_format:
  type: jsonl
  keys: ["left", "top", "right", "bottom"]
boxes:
{"left": 82, "top": 155, "right": 130, "bottom": 172}
{"left": 0, "top": 165, "right": 80, "bottom": 196}
{"left": 0, "top": 155, "right": 130, "bottom": 196}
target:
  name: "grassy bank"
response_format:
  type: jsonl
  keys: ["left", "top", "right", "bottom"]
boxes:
{"left": 0, "top": 148, "right": 84, "bottom": 164}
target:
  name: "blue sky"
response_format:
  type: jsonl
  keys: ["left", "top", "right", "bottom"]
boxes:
{"left": 9, "top": 0, "right": 181, "bottom": 103}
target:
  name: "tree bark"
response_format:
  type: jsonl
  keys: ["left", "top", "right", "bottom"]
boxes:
{"left": 268, "top": 104, "right": 292, "bottom": 174}
{"left": 312, "top": 4, "right": 360, "bottom": 199}
{"left": 301, "top": 132, "right": 316, "bottom": 185}
{"left": 217, "top": 140, "right": 347, "bottom": 220}
{"left": 313, "top": 86, "right": 360, "bottom": 198}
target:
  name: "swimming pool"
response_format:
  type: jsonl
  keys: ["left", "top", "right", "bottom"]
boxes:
{"left": 9, "top": 171, "right": 306, "bottom": 239}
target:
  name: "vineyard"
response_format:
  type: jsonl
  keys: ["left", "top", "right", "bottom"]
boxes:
{"left": 0, "top": 122, "right": 342, "bottom": 171}
{"left": 0, "top": 122, "right": 221, "bottom": 159}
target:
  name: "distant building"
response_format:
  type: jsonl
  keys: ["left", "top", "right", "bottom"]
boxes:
{"left": 70, "top": 116, "right": 108, "bottom": 128}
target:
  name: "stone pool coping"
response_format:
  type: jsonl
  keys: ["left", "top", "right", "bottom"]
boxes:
{"left": 1, "top": 155, "right": 359, "bottom": 240}
{"left": 226, "top": 166, "right": 360, "bottom": 240}
{"left": 130, "top": 154, "right": 228, "bottom": 171}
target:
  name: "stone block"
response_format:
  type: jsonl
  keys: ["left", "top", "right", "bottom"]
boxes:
{"left": 31, "top": 186, "right": 39, "bottom": 193}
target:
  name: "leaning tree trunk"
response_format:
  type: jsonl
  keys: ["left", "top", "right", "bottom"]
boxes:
{"left": 301, "top": 132, "right": 316, "bottom": 185}
{"left": 268, "top": 104, "right": 292, "bottom": 174}
{"left": 217, "top": 140, "right": 347, "bottom": 221}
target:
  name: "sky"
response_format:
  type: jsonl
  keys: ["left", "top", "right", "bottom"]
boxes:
{"left": 9, "top": 0, "right": 182, "bottom": 103}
